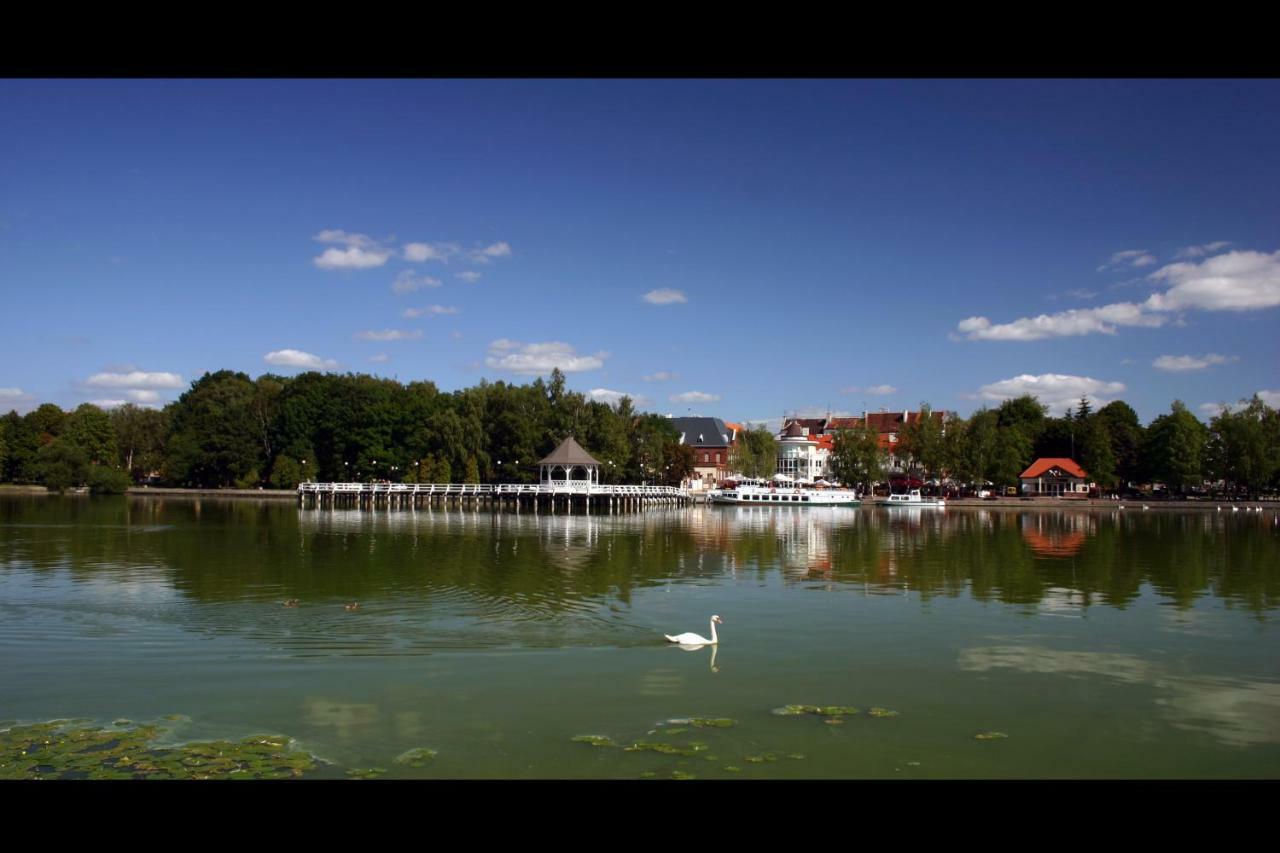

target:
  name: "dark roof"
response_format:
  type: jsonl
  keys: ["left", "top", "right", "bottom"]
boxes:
{"left": 537, "top": 436, "right": 601, "bottom": 466}
{"left": 670, "top": 416, "right": 731, "bottom": 448}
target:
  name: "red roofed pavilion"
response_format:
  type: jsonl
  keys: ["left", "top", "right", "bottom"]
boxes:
{"left": 1019, "top": 458, "right": 1090, "bottom": 497}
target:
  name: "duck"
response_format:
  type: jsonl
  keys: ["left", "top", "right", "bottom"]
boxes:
{"left": 282, "top": 599, "right": 299, "bottom": 607}
{"left": 344, "top": 602, "right": 360, "bottom": 611}
{"left": 665, "top": 615, "right": 723, "bottom": 646}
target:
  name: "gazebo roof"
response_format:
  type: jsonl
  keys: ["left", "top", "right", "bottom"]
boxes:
{"left": 537, "top": 436, "right": 601, "bottom": 466}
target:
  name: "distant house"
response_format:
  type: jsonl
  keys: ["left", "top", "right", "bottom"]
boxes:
{"left": 1019, "top": 458, "right": 1090, "bottom": 496}
{"left": 793, "top": 408, "right": 947, "bottom": 474}
{"left": 672, "top": 416, "right": 733, "bottom": 489}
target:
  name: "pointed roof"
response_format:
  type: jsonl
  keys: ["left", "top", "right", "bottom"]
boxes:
{"left": 1020, "top": 458, "right": 1088, "bottom": 480}
{"left": 537, "top": 436, "right": 601, "bottom": 466}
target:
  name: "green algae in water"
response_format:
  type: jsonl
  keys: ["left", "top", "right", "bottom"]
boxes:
{"left": 975, "top": 732, "right": 1009, "bottom": 741}
{"left": 394, "top": 747, "right": 439, "bottom": 766}
{"left": 772, "top": 704, "right": 860, "bottom": 717}
{"left": 624, "top": 741, "right": 696, "bottom": 757}
{"left": 639, "top": 771, "right": 657, "bottom": 779}
{"left": 660, "top": 726, "right": 689, "bottom": 735}
{"left": 690, "top": 717, "right": 736, "bottom": 728}
{"left": 0, "top": 719, "right": 322, "bottom": 781}
{"left": 869, "top": 708, "right": 900, "bottom": 718}
{"left": 346, "top": 767, "right": 388, "bottom": 779}
{"left": 671, "top": 770, "right": 696, "bottom": 780}
{"left": 788, "top": 753, "right": 806, "bottom": 760}
{"left": 723, "top": 765, "right": 742, "bottom": 772}
{"left": 570, "top": 735, "right": 616, "bottom": 748}
{"left": 744, "top": 755, "right": 765, "bottom": 764}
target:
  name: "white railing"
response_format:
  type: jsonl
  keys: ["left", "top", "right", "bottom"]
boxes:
{"left": 298, "top": 482, "right": 688, "bottom": 498}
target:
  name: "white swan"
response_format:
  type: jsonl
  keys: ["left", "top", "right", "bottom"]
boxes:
{"left": 665, "top": 615, "right": 723, "bottom": 646}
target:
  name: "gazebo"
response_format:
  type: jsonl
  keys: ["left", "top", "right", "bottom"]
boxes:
{"left": 538, "top": 436, "right": 602, "bottom": 487}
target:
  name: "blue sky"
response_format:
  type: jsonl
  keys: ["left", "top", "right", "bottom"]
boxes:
{"left": 2, "top": 79, "right": 1277, "bottom": 425}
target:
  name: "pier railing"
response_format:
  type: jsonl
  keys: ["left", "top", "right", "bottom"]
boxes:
{"left": 298, "top": 482, "right": 688, "bottom": 499}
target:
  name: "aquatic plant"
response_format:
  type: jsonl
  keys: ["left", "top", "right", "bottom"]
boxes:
{"left": 623, "top": 741, "right": 697, "bottom": 757}
{"left": 671, "top": 770, "right": 697, "bottom": 780}
{"left": 394, "top": 747, "right": 439, "bottom": 766}
{"left": 570, "top": 735, "right": 616, "bottom": 748}
{"left": 346, "top": 767, "right": 387, "bottom": 779}
{"left": 0, "top": 720, "right": 322, "bottom": 781}
{"left": 771, "top": 704, "right": 860, "bottom": 717}
{"left": 974, "top": 731, "right": 1008, "bottom": 740}
{"left": 868, "top": 707, "right": 900, "bottom": 718}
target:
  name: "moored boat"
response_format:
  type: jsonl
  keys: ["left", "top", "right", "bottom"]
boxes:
{"left": 709, "top": 482, "right": 861, "bottom": 507}
{"left": 883, "top": 488, "right": 945, "bottom": 509}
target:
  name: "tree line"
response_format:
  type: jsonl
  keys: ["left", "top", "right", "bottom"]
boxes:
{"left": 0, "top": 369, "right": 697, "bottom": 492}
{"left": 829, "top": 394, "right": 1280, "bottom": 497}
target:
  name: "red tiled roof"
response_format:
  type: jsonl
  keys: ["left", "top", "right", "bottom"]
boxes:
{"left": 1020, "top": 458, "right": 1088, "bottom": 479}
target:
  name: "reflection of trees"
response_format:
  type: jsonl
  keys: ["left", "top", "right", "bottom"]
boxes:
{"left": 2, "top": 498, "right": 1277, "bottom": 616}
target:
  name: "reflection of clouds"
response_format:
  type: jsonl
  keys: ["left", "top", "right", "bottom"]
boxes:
{"left": 1037, "top": 587, "right": 1087, "bottom": 618}
{"left": 1155, "top": 677, "right": 1280, "bottom": 747}
{"left": 303, "top": 697, "right": 379, "bottom": 740}
{"left": 959, "top": 644, "right": 1280, "bottom": 746}
{"left": 959, "top": 645, "right": 1153, "bottom": 683}
{"left": 81, "top": 573, "right": 179, "bottom": 604}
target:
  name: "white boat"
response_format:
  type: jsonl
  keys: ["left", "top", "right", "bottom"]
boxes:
{"left": 883, "top": 488, "right": 945, "bottom": 509}
{"left": 709, "top": 482, "right": 861, "bottom": 507}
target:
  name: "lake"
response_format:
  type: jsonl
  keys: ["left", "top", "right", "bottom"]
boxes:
{"left": 1, "top": 496, "right": 1277, "bottom": 779}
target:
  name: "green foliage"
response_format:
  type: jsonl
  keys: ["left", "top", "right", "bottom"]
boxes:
{"left": 86, "top": 464, "right": 133, "bottom": 494}
{"left": 1143, "top": 401, "right": 1209, "bottom": 492}
{"left": 165, "top": 371, "right": 264, "bottom": 488}
{"left": 830, "top": 424, "right": 885, "bottom": 489}
{"left": 32, "top": 440, "right": 89, "bottom": 491}
{"left": 464, "top": 455, "right": 481, "bottom": 484}
{"left": 900, "top": 404, "right": 947, "bottom": 476}
{"left": 63, "top": 403, "right": 118, "bottom": 466}
{"left": 26, "top": 402, "right": 67, "bottom": 442}
{"left": 729, "top": 427, "right": 777, "bottom": 479}
{"left": 1206, "top": 395, "right": 1280, "bottom": 497}
{"left": 109, "top": 404, "right": 170, "bottom": 482}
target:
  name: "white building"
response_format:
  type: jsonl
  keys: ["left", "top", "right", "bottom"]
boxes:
{"left": 775, "top": 420, "right": 833, "bottom": 482}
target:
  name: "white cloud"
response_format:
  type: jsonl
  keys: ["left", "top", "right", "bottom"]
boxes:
{"left": 84, "top": 371, "right": 184, "bottom": 389}
{"left": 1098, "top": 249, "right": 1157, "bottom": 272}
{"left": 957, "top": 249, "right": 1280, "bottom": 341}
{"left": 355, "top": 329, "right": 424, "bottom": 342}
{"left": 1175, "top": 241, "right": 1232, "bottom": 259}
{"left": 127, "top": 389, "right": 161, "bottom": 403}
{"left": 976, "top": 373, "right": 1126, "bottom": 413}
{"left": 403, "top": 242, "right": 459, "bottom": 263}
{"left": 0, "top": 387, "right": 36, "bottom": 412}
{"left": 484, "top": 340, "right": 607, "bottom": 375}
{"left": 314, "top": 246, "right": 393, "bottom": 270}
{"left": 1144, "top": 250, "right": 1280, "bottom": 312}
{"left": 587, "top": 388, "right": 632, "bottom": 405}
{"left": 1153, "top": 353, "right": 1238, "bottom": 372}
{"left": 643, "top": 288, "right": 688, "bottom": 305}
{"left": 402, "top": 305, "right": 460, "bottom": 318}
{"left": 264, "top": 349, "right": 339, "bottom": 370}
{"left": 391, "top": 271, "right": 442, "bottom": 294}
{"left": 450, "top": 331, "right": 464, "bottom": 340}
{"left": 1, "top": 387, "right": 29, "bottom": 399}
{"left": 670, "top": 391, "right": 720, "bottom": 404}
{"left": 468, "top": 241, "right": 511, "bottom": 264}
{"left": 843, "top": 384, "right": 897, "bottom": 395}
{"left": 90, "top": 399, "right": 130, "bottom": 409}
{"left": 956, "top": 302, "right": 1164, "bottom": 341}
{"left": 1258, "top": 390, "right": 1280, "bottom": 408}
{"left": 643, "top": 371, "right": 676, "bottom": 382}
{"left": 312, "top": 231, "right": 393, "bottom": 270}
{"left": 369, "top": 354, "right": 389, "bottom": 364}
{"left": 457, "top": 271, "right": 482, "bottom": 283}
{"left": 1199, "top": 402, "right": 1230, "bottom": 416}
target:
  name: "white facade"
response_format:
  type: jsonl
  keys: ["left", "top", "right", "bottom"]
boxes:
{"left": 775, "top": 426, "right": 831, "bottom": 482}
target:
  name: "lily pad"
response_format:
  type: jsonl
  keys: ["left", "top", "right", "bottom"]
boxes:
{"left": 671, "top": 770, "right": 697, "bottom": 780}
{"left": 394, "top": 747, "right": 439, "bottom": 766}
{"left": 346, "top": 767, "right": 387, "bottom": 779}
{"left": 689, "top": 717, "right": 736, "bottom": 728}
{"left": 723, "top": 765, "right": 742, "bottom": 772}
{"left": 570, "top": 735, "right": 616, "bottom": 748}
{"left": 869, "top": 707, "right": 900, "bottom": 718}
{"left": 975, "top": 731, "right": 1008, "bottom": 741}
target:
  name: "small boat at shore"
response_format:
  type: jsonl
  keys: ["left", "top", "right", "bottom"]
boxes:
{"left": 883, "top": 489, "right": 945, "bottom": 509}
{"left": 709, "top": 482, "right": 861, "bottom": 507}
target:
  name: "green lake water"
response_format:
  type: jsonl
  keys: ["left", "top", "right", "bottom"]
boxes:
{"left": 2, "top": 496, "right": 1278, "bottom": 779}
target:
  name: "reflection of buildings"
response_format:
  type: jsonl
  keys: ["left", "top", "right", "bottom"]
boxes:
{"left": 1020, "top": 513, "right": 1094, "bottom": 558}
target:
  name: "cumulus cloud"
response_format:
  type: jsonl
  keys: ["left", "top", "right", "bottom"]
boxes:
{"left": 670, "top": 391, "right": 721, "bottom": 404}
{"left": 403, "top": 242, "right": 459, "bottom": 263}
{"left": 0, "top": 387, "right": 27, "bottom": 400}
{"left": 126, "top": 389, "right": 161, "bottom": 403}
{"left": 1258, "top": 390, "right": 1280, "bottom": 408}
{"left": 90, "top": 399, "right": 130, "bottom": 409}
{"left": 1175, "top": 241, "right": 1232, "bottom": 259}
{"left": 485, "top": 340, "right": 607, "bottom": 375}
{"left": 402, "top": 305, "right": 460, "bottom": 318}
{"left": 468, "top": 241, "right": 511, "bottom": 264}
{"left": 976, "top": 373, "right": 1126, "bottom": 413}
{"left": 457, "top": 271, "right": 482, "bottom": 283}
{"left": 84, "top": 371, "right": 184, "bottom": 389}
{"left": 956, "top": 249, "right": 1280, "bottom": 341}
{"left": 313, "top": 230, "right": 393, "bottom": 270}
{"left": 1199, "top": 402, "right": 1230, "bottom": 416}
{"left": 1153, "top": 353, "right": 1238, "bottom": 372}
{"left": 264, "top": 349, "right": 339, "bottom": 370}
{"left": 643, "top": 371, "right": 677, "bottom": 382}
{"left": 0, "top": 387, "right": 36, "bottom": 412}
{"left": 391, "top": 271, "right": 442, "bottom": 295}
{"left": 1098, "top": 249, "right": 1157, "bottom": 272}
{"left": 643, "top": 288, "right": 688, "bottom": 305}
{"left": 842, "top": 384, "right": 897, "bottom": 395}
{"left": 355, "top": 329, "right": 424, "bottom": 342}
{"left": 587, "top": 388, "right": 635, "bottom": 405}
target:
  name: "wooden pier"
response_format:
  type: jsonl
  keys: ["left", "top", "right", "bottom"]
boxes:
{"left": 297, "top": 482, "right": 690, "bottom": 511}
